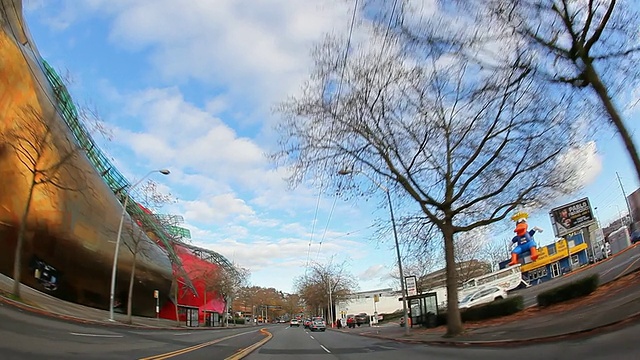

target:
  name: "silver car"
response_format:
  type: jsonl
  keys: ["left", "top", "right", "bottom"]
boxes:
{"left": 309, "top": 320, "right": 326, "bottom": 332}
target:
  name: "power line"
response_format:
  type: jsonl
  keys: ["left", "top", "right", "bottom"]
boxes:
{"left": 316, "top": 196, "right": 338, "bottom": 260}
{"left": 306, "top": 0, "right": 359, "bottom": 273}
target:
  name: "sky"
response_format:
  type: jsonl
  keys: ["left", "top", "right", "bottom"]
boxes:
{"left": 21, "top": 0, "right": 640, "bottom": 294}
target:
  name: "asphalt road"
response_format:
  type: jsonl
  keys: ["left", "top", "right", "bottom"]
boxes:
{"left": 0, "top": 302, "right": 267, "bottom": 360}
{"left": 246, "top": 322, "right": 640, "bottom": 360}
{"left": 513, "top": 244, "right": 640, "bottom": 307}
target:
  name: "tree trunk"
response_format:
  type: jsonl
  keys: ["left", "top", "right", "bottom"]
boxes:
{"left": 174, "top": 279, "right": 180, "bottom": 326}
{"left": 126, "top": 245, "right": 138, "bottom": 324}
{"left": 584, "top": 62, "right": 640, "bottom": 184}
{"left": 224, "top": 298, "right": 229, "bottom": 327}
{"left": 12, "top": 181, "right": 36, "bottom": 298}
{"left": 443, "top": 223, "right": 463, "bottom": 337}
{"left": 203, "top": 288, "right": 207, "bottom": 326}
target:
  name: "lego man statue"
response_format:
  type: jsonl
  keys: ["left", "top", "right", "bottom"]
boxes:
{"left": 508, "top": 212, "right": 543, "bottom": 266}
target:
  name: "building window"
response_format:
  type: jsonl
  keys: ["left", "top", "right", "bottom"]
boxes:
{"left": 528, "top": 267, "right": 548, "bottom": 280}
{"left": 548, "top": 245, "right": 557, "bottom": 255}
{"left": 568, "top": 240, "right": 576, "bottom": 248}
{"left": 571, "top": 254, "right": 580, "bottom": 265}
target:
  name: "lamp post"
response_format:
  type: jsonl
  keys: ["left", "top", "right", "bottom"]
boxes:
{"left": 109, "top": 169, "right": 170, "bottom": 321}
{"left": 338, "top": 169, "right": 410, "bottom": 335}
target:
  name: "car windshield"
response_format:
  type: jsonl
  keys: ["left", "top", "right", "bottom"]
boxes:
{"left": 460, "top": 293, "right": 474, "bottom": 303}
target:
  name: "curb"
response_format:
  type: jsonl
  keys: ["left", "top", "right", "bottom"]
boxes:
{"left": 354, "top": 310, "right": 640, "bottom": 347}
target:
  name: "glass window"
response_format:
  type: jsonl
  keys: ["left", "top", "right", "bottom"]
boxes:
{"left": 571, "top": 255, "right": 579, "bottom": 265}
{"left": 548, "top": 245, "right": 557, "bottom": 255}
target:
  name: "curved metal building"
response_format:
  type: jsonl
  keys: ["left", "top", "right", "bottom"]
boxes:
{"left": 0, "top": 0, "right": 231, "bottom": 319}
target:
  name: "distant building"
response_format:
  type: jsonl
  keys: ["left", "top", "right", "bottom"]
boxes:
{"left": 335, "top": 288, "right": 402, "bottom": 317}
{"left": 418, "top": 259, "right": 492, "bottom": 291}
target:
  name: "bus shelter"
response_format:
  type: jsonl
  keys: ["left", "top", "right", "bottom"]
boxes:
{"left": 401, "top": 292, "right": 438, "bottom": 328}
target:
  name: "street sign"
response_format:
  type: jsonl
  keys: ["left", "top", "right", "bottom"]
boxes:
{"left": 405, "top": 276, "right": 418, "bottom": 296}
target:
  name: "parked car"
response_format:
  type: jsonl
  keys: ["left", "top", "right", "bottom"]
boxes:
{"left": 459, "top": 286, "right": 508, "bottom": 309}
{"left": 289, "top": 319, "right": 300, "bottom": 327}
{"left": 309, "top": 319, "right": 326, "bottom": 332}
{"left": 631, "top": 230, "right": 640, "bottom": 244}
{"left": 354, "top": 313, "right": 369, "bottom": 326}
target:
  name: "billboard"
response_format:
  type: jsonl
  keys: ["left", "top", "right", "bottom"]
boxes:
{"left": 549, "top": 197, "right": 596, "bottom": 237}
{"left": 628, "top": 188, "right": 640, "bottom": 225}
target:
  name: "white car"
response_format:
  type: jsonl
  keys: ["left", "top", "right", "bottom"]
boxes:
{"left": 459, "top": 286, "right": 508, "bottom": 309}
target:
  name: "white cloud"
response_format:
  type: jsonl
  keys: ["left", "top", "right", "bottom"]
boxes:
{"left": 182, "top": 193, "right": 255, "bottom": 225}
{"left": 358, "top": 264, "right": 387, "bottom": 281}
{"left": 557, "top": 141, "right": 603, "bottom": 189}
{"left": 80, "top": 0, "right": 357, "bottom": 113}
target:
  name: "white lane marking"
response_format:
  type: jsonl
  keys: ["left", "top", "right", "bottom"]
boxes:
{"left": 70, "top": 332, "right": 123, "bottom": 338}
{"left": 601, "top": 253, "right": 640, "bottom": 277}
{"left": 321, "top": 345, "right": 331, "bottom": 353}
{"left": 378, "top": 345, "right": 396, "bottom": 350}
{"left": 309, "top": 335, "right": 315, "bottom": 340}
{"left": 173, "top": 332, "right": 193, "bottom": 336}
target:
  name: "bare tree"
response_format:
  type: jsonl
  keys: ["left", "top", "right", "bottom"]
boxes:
{"left": 274, "top": 26, "right": 585, "bottom": 335}
{"left": 294, "top": 261, "right": 357, "bottom": 319}
{"left": 2, "top": 106, "right": 91, "bottom": 298}
{"left": 447, "top": 0, "right": 640, "bottom": 183}
{"left": 212, "top": 265, "right": 250, "bottom": 326}
{"left": 121, "top": 221, "right": 146, "bottom": 324}
{"left": 120, "top": 178, "right": 177, "bottom": 324}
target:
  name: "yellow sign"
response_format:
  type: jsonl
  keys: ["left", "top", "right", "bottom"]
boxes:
{"left": 373, "top": 294, "right": 379, "bottom": 303}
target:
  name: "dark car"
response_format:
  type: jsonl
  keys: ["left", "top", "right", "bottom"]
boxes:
{"left": 303, "top": 318, "right": 312, "bottom": 328}
{"left": 354, "top": 313, "right": 369, "bottom": 326}
{"left": 631, "top": 230, "right": 640, "bottom": 244}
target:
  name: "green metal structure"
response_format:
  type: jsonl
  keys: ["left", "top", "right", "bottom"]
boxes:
{"left": 39, "top": 60, "right": 234, "bottom": 277}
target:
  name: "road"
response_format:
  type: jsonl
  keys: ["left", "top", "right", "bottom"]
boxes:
{"left": 246, "top": 322, "right": 640, "bottom": 360}
{"left": 0, "top": 301, "right": 266, "bottom": 359}
{"left": 513, "top": 243, "right": 640, "bottom": 307}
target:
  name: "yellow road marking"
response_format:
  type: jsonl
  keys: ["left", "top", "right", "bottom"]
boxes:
{"left": 225, "top": 328, "right": 272, "bottom": 360}
{"left": 139, "top": 330, "right": 254, "bottom": 360}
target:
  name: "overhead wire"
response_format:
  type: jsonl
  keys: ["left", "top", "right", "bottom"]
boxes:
{"left": 312, "top": 0, "right": 402, "bottom": 265}
{"left": 305, "top": 0, "right": 359, "bottom": 273}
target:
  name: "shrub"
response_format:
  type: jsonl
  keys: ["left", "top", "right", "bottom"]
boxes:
{"left": 436, "top": 296, "right": 524, "bottom": 325}
{"left": 436, "top": 311, "right": 448, "bottom": 326}
{"left": 461, "top": 295, "right": 524, "bottom": 322}
{"left": 537, "top": 274, "right": 599, "bottom": 307}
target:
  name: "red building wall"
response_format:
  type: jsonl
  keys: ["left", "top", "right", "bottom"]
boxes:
{"left": 158, "top": 244, "right": 226, "bottom": 323}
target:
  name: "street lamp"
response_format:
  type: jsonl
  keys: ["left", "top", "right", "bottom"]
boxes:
{"left": 109, "top": 169, "right": 170, "bottom": 321}
{"left": 338, "top": 169, "right": 410, "bottom": 335}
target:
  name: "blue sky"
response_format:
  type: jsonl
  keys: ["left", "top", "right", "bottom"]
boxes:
{"left": 22, "top": 0, "right": 639, "bottom": 294}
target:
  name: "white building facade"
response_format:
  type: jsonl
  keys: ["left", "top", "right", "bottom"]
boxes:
{"left": 335, "top": 288, "right": 403, "bottom": 319}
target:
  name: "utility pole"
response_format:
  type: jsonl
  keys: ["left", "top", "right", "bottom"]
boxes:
{"left": 616, "top": 172, "right": 634, "bottom": 223}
